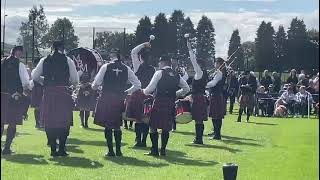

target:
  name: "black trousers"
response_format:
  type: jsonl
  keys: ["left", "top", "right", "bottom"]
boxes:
{"left": 229, "top": 95, "right": 236, "bottom": 113}
{"left": 45, "top": 127, "right": 70, "bottom": 152}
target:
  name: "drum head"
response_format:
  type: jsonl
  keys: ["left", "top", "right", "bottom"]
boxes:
{"left": 175, "top": 112, "right": 192, "bottom": 124}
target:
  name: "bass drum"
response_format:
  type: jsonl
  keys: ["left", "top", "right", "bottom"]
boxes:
{"left": 175, "top": 100, "right": 192, "bottom": 124}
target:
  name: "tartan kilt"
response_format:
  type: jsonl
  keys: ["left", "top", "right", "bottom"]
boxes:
{"left": 239, "top": 93, "right": 255, "bottom": 109}
{"left": 41, "top": 86, "right": 74, "bottom": 128}
{"left": 150, "top": 97, "right": 175, "bottom": 131}
{"left": 30, "top": 85, "right": 43, "bottom": 108}
{"left": 209, "top": 94, "right": 226, "bottom": 119}
{"left": 1, "top": 92, "right": 30, "bottom": 126}
{"left": 191, "top": 94, "right": 208, "bottom": 122}
{"left": 125, "top": 90, "right": 147, "bottom": 123}
{"left": 94, "top": 93, "right": 124, "bottom": 129}
{"left": 75, "top": 90, "right": 97, "bottom": 111}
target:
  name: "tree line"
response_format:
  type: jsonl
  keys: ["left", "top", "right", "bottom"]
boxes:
{"left": 17, "top": 6, "right": 319, "bottom": 72}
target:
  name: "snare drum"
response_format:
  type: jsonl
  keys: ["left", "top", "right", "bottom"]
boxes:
{"left": 175, "top": 100, "right": 192, "bottom": 124}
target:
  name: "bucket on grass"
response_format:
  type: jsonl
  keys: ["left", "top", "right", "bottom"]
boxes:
{"left": 222, "top": 163, "right": 238, "bottom": 180}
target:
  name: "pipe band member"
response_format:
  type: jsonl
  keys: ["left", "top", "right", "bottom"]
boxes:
{"left": 206, "top": 58, "right": 227, "bottom": 140}
{"left": 187, "top": 41, "right": 208, "bottom": 144}
{"left": 1, "top": 45, "right": 31, "bottom": 155}
{"left": 143, "top": 54, "right": 190, "bottom": 156}
{"left": 92, "top": 48, "right": 141, "bottom": 157}
{"left": 32, "top": 41, "right": 79, "bottom": 157}
{"left": 127, "top": 42, "right": 155, "bottom": 147}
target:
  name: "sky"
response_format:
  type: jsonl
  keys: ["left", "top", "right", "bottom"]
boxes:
{"left": 1, "top": 0, "right": 319, "bottom": 58}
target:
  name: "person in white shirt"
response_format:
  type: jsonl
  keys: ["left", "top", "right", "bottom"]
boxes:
{"left": 92, "top": 48, "right": 141, "bottom": 157}
{"left": 1, "top": 46, "right": 31, "bottom": 155}
{"left": 143, "top": 54, "right": 190, "bottom": 156}
{"left": 296, "top": 86, "right": 313, "bottom": 117}
{"left": 276, "top": 85, "right": 297, "bottom": 116}
{"left": 187, "top": 41, "right": 208, "bottom": 144}
{"left": 127, "top": 42, "right": 155, "bottom": 147}
{"left": 206, "top": 58, "right": 227, "bottom": 140}
{"left": 32, "top": 41, "right": 79, "bottom": 157}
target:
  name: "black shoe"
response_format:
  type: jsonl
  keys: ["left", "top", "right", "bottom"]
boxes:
{"left": 145, "top": 150, "right": 159, "bottom": 157}
{"left": 160, "top": 148, "right": 166, "bottom": 156}
{"left": 140, "top": 142, "right": 147, "bottom": 147}
{"left": 105, "top": 151, "right": 115, "bottom": 157}
{"left": 237, "top": 117, "right": 241, "bottom": 122}
{"left": 134, "top": 142, "right": 143, "bottom": 147}
{"left": 57, "top": 150, "right": 69, "bottom": 157}
{"left": 192, "top": 138, "right": 204, "bottom": 145}
{"left": 2, "top": 148, "right": 14, "bottom": 155}
{"left": 84, "top": 124, "right": 89, "bottom": 128}
{"left": 50, "top": 151, "right": 59, "bottom": 157}
{"left": 213, "top": 136, "right": 221, "bottom": 140}
{"left": 116, "top": 149, "right": 123, "bottom": 156}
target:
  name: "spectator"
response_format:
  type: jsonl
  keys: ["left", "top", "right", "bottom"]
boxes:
{"left": 306, "top": 79, "right": 316, "bottom": 94}
{"left": 276, "top": 85, "right": 297, "bottom": 116}
{"left": 261, "top": 70, "right": 273, "bottom": 90}
{"left": 272, "top": 72, "right": 281, "bottom": 93}
{"left": 297, "top": 73, "right": 309, "bottom": 87}
{"left": 296, "top": 86, "right": 313, "bottom": 117}
{"left": 313, "top": 73, "right": 319, "bottom": 94}
{"left": 287, "top": 69, "right": 298, "bottom": 85}
{"left": 227, "top": 70, "right": 239, "bottom": 114}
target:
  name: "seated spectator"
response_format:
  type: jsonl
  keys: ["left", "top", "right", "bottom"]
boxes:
{"left": 296, "top": 86, "right": 313, "bottom": 117}
{"left": 306, "top": 79, "right": 316, "bottom": 94}
{"left": 297, "top": 73, "right": 309, "bottom": 87}
{"left": 256, "top": 86, "right": 274, "bottom": 116}
{"left": 313, "top": 73, "right": 319, "bottom": 94}
{"left": 287, "top": 69, "right": 298, "bottom": 93}
{"left": 272, "top": 72, "right": 281, "bottom": 93}
{"left": 276, "top": 85, "right": 297, "bottom": 116}
{"left": 261, "top": 70, "right": 273, "bottom": 90}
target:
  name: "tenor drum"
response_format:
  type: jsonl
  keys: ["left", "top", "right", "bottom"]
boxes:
{"left": 175, "top": 100, "right": 192, "bottom": 124}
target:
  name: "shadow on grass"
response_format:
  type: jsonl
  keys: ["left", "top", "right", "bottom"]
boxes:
{"left": 161, "top": 149, "right": 218, "bottom": 166}
{"left": 221, "top": 135, "right": 257, "bottom": 141}
{"left": 185, "top": 144, "right": 241, "bottom": 153}
{"left": 105, "top": 156, "right": 168, "bottom": 167}
{"left": 2, "top": 154, "right": 48, "bottom": 165}
{"left": 67, "top": 138, "right": 127, "bottom": 147}
{"left": 49, "top": 156, "right": 103, "bottom": 168}
{"left": 67, "top": 145, "right": 84, "bottom": 154}
{"left": 247, "top": 122, "right": 278, "bottom": 126}
{"left": 84, "top": 127, "right": 104, "bottom": 132}
{"left": 222, "top": 139, "right": 262, "bottom": 147}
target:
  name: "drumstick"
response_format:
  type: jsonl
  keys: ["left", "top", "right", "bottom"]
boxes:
{"left": 149, "top": 35, "right": 155, "bottom": 43}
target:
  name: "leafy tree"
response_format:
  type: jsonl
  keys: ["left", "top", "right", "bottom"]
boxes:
{"left": 228, "top": 29, "right": 245, "bottom": 70}
{"left": 42, "top": 18, "right": 79, "bottom": 51}
{"left": 196, "top": 16, "right": 215, "bottom": 68}
{"left": 152, "top": 13, "right": 169, "bottom": 58}
{"left": 255, "top": 21, "right": 276, "bottom": 72}
{"left": 17, "top": 5, "right": 49, "bottom": 58}
{"left": 135, "top": 16, "right": 153, "bottom": 45}
{"left": 274, "top": 25, "right": 288, "bottom": 72}
{"left": 242, "top": 41, "right": 256, "bottom": 70}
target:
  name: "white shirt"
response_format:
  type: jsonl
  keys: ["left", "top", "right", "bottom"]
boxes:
{"left": 18, "top": 62, "right": 32, "bottom": 90}
{"left": 206, "top": 70, "right": 222, "bottom": 89}
{"left": 131, "top": 43, "right": 145, "bottom": 73}
{"left": 31, "top": 52, "right": 79, "bottom": 86}
{"left": 91, "top": 61, "right": 141, "bottom": 95}
{"left": 143, "top": 66, "right": 190, "bottom": 97}
{"left": 181, "top": 67, "right": 189, "bottom": 81}
{"left": 188, "top": 50, "right": 203, "bottom": 80}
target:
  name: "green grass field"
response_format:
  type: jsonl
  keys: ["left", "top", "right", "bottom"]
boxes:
{"left": 1, "top": 108, "right": 319, "bottom": 180}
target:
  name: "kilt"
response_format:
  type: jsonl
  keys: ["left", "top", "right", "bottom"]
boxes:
{"left": 94, "top": 93, "right": 124, "bottom": 129}
{"left": 1, "top": 92, "right": 30, "bottom": 126}
{"left": 75, "top": 88, "right": 97, "bottom": 111}
{"left": 239, "top": 93, "right": 255, "bottom": 109}
{"left": 150, "top": 97, "right": 175, "bottom": 131}
{"left": 125, "top": 90, "right": 148, "bottom": 123}
{"left": 30, "top": 85, "right": 43, "bottom": 108}
{"left": 209, "top": 94, "right": 226, "bottom": 119}
{"left": 191, "top": 94, "right": 208, "bottom": 123}
{"left": 41, "top": 86, "right": 74, "bottom": 128}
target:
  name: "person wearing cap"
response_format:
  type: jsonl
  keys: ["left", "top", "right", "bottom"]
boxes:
{"left": 206, "top": 57, "right": 227, "bottom": 140}
{"left": 237, "top": 70, "right": 257, "bottom": 122}
{"left": 143, "top": 55, "right": 190, "bottom": 156}
{"left": 186, "top": 40, "right": 208, "bottom": 144}
{"left": 127, "top": 42, "right": 155, "bottom": 147}
{"left": 32, "top": 41, "right": 79, "bottom": 157}
{"left": 92, "top": 48, "right": 141, "bottom": 157}
{"left": 1, "top": 45, "right": 31, "bottom": 155}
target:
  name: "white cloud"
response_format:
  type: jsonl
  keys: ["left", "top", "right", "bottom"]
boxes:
{"left": 224, "top": 0, "right": 278, "bottom": 2}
